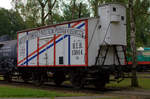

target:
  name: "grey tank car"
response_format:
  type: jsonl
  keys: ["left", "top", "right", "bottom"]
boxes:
{"left": 0, "top": 38, "right": 17, "bottom": 77}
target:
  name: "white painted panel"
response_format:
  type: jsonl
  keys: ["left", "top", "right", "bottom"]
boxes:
{"left": 88, "top": 18, "right": 100, "bottom": 66}
{"left": 28, "top": 33, "right": 37, "bottom": 66}
{"left": 39, "top": 36, "right": 54, "bottom": 65}
{"left": 63, "top": 35, "right": 69, "bottom": 65}
{"left": 56, "top": 35, "right": 64, "bottom": 65}
{"left": 55, "top": 24, "right": 68, "bottom": 65}
{"left": 18, "top": 32, "right": 27, "bottom": 66}
{"left": 69, "top": 21, "right": 86, "bottom": 65}
{"left": 70, "top": 36, "right": 85, "bottom": 65}
{"left": 47, "top": 36, "right": 54, "bottom": 65}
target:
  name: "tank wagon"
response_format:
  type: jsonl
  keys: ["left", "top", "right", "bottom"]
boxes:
{"left": 0, "top": 3, "right": 127, "bottom": 89}
{"left": 0, "top": 35, "right": 17, "bottom": 81}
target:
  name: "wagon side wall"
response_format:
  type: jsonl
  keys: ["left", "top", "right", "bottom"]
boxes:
{"left": 88, "top": 18, "right": 100, "bottom": 66}
{"left": 17, "top": 19, "right": 89, "bottom": 67}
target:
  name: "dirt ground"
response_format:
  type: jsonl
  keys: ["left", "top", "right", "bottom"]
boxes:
{"left": 0, "top": 95, "right": 149, "bottom": 99}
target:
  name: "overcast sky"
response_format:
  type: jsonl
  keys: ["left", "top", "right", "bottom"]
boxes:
{"left": 0, "top": 0, "right": 12, "bottom": 9}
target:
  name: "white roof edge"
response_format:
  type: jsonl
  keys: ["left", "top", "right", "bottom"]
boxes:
{"left": 99, "top": 2, "right": 126, "bottom": 8}
{"left": 17, "top": 17, "right": 98, "bottom": 33}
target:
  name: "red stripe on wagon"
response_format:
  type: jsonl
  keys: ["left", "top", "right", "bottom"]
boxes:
{"left": 85, "top": 20, "right": 88, "bottom": 66}
{"left": 37, "top": 37, "right": 39, "bottom": 66}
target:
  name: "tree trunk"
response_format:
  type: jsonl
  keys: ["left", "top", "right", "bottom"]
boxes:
{"left": 78, "top": 3, "right": 82, "bottom": 18}
{"left": 48, "top": 0, "right": 52, "bottom": 25}
{"left": 72, "top": 0, "right": 76, "bottom": 19}
{"left": 95, "top": 0, "right": 98, "bottom": 17}
{"left": 37, "top": 0, "right": 46, "bottom": 26}
{"left": 47, "top": 0, "right": 56, "bottom": 25}
{"left": 129, "top": 0, "right": 139, "bottom": 87}
{"left": 41, "top": 7, "right": 45, "bottom": 25}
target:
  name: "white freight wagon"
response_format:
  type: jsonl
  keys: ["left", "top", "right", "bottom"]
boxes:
{"left": 17, "top": 3, "right": 127, "bottom": 88}
{"left": 17, "top": 3, "right": 126, "bottom": 67}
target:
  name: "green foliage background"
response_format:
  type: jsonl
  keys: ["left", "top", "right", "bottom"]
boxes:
{"left": 0, "top": 8, "right": 26, "bottom": 39}
{"left": 0, "top": 0, "right": 150, "bottom": 47}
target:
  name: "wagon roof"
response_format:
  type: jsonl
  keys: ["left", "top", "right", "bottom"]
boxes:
{"left": 17, "top": 17, "right": 97, "bottom": 34}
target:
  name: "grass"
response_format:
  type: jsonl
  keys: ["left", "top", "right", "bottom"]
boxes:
{"left": 107, "top": 73, "right": 150, "bottom": 90}
{"left": 138, "top": 78, "right": 150, "bottom": 89}
{"left": 0, "top": 85, "right": 87, "bottom": 98}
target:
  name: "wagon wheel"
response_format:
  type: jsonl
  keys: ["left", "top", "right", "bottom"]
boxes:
{"left": 53, "top": 72, "right": 65, "bottom": 86}
{"left": 32, "top": 73, "right": 44, "bottom": 86}
{"left": 94, "top": 72, "right": 109, "bottom": 90}
{"left": 94, "top": 80, "right": 106, "bottom": 90}
{"left": 4, "top": 73, "right": 12, "bottom": 82}
{"left": 33, "top": 79, "right": 43, "bottom": 86}
{"left": 21, "top": 74, "right": 30, "bottom": 83}
{"left": 70, "top": 73, "right": 84, "bottom": 89}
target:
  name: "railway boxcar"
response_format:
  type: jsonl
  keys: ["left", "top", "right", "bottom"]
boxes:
{"left": 17, "top": 3, "right": 127, "bottom": 88}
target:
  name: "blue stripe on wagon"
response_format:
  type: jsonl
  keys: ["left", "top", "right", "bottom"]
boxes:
{"left": 21, "top": 23, "right": 85, "bottom": 65}
{"left": 68, "top": 24, "right": 71, "bottom": 65}
{"left": 77, "top": 23, "right": 85, "bottom": 29}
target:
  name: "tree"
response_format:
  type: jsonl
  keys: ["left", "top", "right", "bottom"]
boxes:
{"left": 0, "top": 8, "right": 11, "bottom": 35}
{"left": 134, "top": 0, "right": 150, "bottom": 46}
{"left": 88, "top": 0, "right": 102, "bottom": 17}
{"left": 88, "top": 0, "right": 127, "bottom": 17}
{"left": 71, "top": 0, "right": 76, "bottom": 19}
{"left": 11, "top": 0, "right": 58, "bottom": 27}
{"left": 129, "top": 0, "right": 139, "bottom": 87}
{"left": 37, "top": 0, "right": 48, "bottom": 25}
{"left": 62, "top": 1, "right": 90, "bottom": 21}
{"left": 0, "top": 8, "right": 26, "bottom": 39}
{"left": 47, "top": 0, "right": 57, "bottom": 25}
